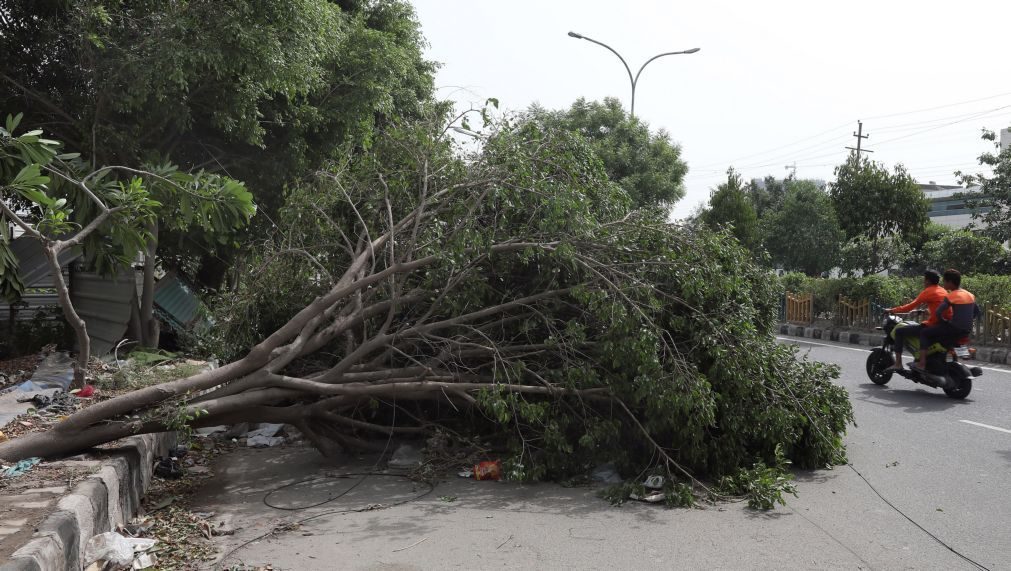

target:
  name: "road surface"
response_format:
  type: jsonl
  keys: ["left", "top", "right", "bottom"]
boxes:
{"left": 191, "top": 335, "right": 1011, "bottom": 570}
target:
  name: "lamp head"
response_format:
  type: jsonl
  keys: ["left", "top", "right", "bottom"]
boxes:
{"left": 567, "top": 31, "right": 584, "bottom": 39}
{"left": 684, "top": 47, "right": 701, "bottom": 54}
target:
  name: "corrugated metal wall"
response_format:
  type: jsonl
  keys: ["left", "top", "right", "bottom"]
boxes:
{"left": 9, "top": 236, "right": 82, "bottom": 287}
{"left": 70, "top": 271, "right": 137, "bottom": 356}
{"left": 0, "top": 267, "right": 69, "bottom": 322}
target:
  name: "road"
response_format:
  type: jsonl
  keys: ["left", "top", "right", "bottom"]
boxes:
{"left": 780, "top": 336, "right": 1011, "bottom": 569}
{"left": 191, "top": 336, "right": 1011, "bottom": 570}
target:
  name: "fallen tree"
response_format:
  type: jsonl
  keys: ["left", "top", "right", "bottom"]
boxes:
{"left": 0, "top": 117, "right": 853, "bottom": 496}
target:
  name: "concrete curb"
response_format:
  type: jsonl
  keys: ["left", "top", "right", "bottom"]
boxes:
{"left": 0, "top": 432, "right": 175, "bottom": 571}
{"left": 779, "top": 323, "right": 1011, "bottom": 364}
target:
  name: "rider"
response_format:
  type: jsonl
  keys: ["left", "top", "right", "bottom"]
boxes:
{"left": 886, "top": 270, "right": 947, "bottom": 370}
{"left": 913, "top": 269, "right": 981, "bottom": 372}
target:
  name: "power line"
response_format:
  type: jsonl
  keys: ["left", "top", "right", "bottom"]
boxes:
{"left": 873, "top": 106, "right": 1011, "bottom": 147}
{"left": 862, "top": 90, "right": 1011, "bottom": 121}
{"left": 691, "top": 90, "right": 1011, "bottom": 175}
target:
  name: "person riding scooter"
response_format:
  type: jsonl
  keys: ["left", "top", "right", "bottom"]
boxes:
{"left": 885, "top": 270, "right": 947, "bottom": 370}
{"left": 913, "top": 269, "right": 981, "bottom": 374}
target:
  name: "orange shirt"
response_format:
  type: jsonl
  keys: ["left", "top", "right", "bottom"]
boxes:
{"left": 892, "top": 285, "right": 949, "bottom": 326}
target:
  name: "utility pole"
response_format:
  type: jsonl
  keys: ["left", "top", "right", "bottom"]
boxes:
{"left": 845, "top": 120, "right": 873, "bottom": 160}
{"left": 784, "top": 162, "right": 797, "bottom": 178}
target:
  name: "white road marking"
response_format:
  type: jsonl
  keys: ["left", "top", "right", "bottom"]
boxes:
{"left": 775, "top": 337, "right": 870, "bottom": 353}
{"left": 776, "top": 336, "right": 1011, "bottom": 375}
{"left": 959, "top": 420, "right": 1011, "bottom": 435}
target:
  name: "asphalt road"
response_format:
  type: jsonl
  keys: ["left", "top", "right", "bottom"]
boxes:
{"left": 191, "top": 336, "right": 1011, "bottom": 570}
{"left": 780, "top": 336, "right": 1011, "bottom": 570}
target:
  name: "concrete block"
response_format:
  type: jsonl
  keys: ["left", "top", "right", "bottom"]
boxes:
{"left": 779, "top": 324, "right": 790, "bottom": 335}
{"left": 792, "top": 326, "right": 806, "bottom": 337}
{"left": 828, "top": 330, "right": 841, "bottom": 342}
{"left": 974, "top": 348, "right": 992, "bottom": 362}
{"left": 990, "top": 349, "right": 1007, "bottom": 364}
{"left": 54, "top": 495, "right": 94, "bottom": 568}
{"left": 0, "top": 431, "right": 174, "bottom": 571}
{"left": 812, "top": 328, "right": 823, "bottom": 340}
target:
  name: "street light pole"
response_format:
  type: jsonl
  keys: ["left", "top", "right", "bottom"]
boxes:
{"left": 567, "top": 31, "right": 699, "bottom": 118}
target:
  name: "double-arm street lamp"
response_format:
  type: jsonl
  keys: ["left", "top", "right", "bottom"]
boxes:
{"left": 567, "top": 31, "right": 699, "bottom": 118}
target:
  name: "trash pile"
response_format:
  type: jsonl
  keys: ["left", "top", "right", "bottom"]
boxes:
{"left": 9, "top": 352, "right": 75, "bottom": 393}
{"left": 116, "top": 425, "right": 243, "bottom": 569}
{"left": 1, "top": 456, "right": 41, "bottom": 479}
{"left": 0, "top": 352, "right": 43, "bottom": 391}
{"left": 84, "top": 531, "right": 158, "bottom": 571}
{"left": 1, "top": 388, "right": 92, "bottom": 440}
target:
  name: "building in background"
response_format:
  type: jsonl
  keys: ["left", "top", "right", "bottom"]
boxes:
{"left": 1002, "top": 127, "right": 1010, "bottom": 151}
{"left": 919, "top": 183, "right": 985, "bottom": 229}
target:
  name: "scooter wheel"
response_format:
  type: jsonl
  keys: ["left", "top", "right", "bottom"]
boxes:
{"left": 943, "top": 376, "right": 972, "bottom": 399}
{"left": 866, "top": 348, "right": 894, "bottom": 385}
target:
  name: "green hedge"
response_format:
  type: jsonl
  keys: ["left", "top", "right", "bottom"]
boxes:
{"left": 778, "top": 273, "right": 1011, "bottom": 316}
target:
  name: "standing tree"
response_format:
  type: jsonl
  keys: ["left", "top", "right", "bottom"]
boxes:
{"left": 830, "top": 156, "right": 928, "bottom": 272}
{"left": 958, "top": 128, "right": 1011, "bottom": 244}
{"left": 762, "top": 181, "right": 844, "bottom": 276}
{"left": 0, "top": 0, "right": 436, "bottom": 287}
{"left": 526, "top": 98, "right": 688, "bottom": 209}
{"left": 838, "top": 235, "right": 913, "bottom": 276}
{"left": 745, "top": 176, "right": 788, "bottom": 219}
{"left": 921, "top": 230, "right": 1005, "bottom": 275}
{"left": 699, "top": 168, "right": 760, "bottom": 251}
{"left": 1, "top": 114, "right": 254, "bottom": 385}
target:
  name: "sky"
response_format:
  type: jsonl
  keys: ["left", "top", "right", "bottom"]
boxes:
{"left": 410, "top": 0, "right": 1011, "bottom": 218}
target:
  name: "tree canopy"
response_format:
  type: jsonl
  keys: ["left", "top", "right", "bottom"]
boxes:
{"left": 526, "top": 98, "right": 688, "bottom": 209}
{"left": 830, "top": 157, "right": 928, "bottom": 243}
{"left": 0, "top": 0, "right": 438, "bottom": 284}
{"left": 699, "top": 168, "right": 760, "bottom": 251}
{"left": 762, "top": 180, "right": 844, "bottom": 276}
{"left": 830, "top": 156, "right": 928, "bottom": 273}
{"left": 920, "top": 229, "right": 1005, "bottom": 275}
{"left": 959, "top": 128, "right": 1011, "bottom": 244}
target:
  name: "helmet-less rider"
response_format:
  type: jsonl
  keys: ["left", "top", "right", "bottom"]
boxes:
{"left": 913, "top": 269, "right": 980, "bottom": 373}
{"left": 885, "top": 270, "right": 947, "bottom": 371}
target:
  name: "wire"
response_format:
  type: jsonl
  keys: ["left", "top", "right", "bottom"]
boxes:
{"left": 213, "top": 472, "right": 435, "bottom": 570}
{"left": 863, "top": 90, "right": 1011, "bottom": 122}
{"left": 846, "top": 464, "right": 990, "bottom": 571}
{"left": 772, "top": 370, "right": 992, "bottom": 571}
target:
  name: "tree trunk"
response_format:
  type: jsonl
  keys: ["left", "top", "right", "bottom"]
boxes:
{"left": 140, "top": 220, "right": 159, "bottom": 348}
{"left": 44, "top": 249, "right": 87, "bottom": 390}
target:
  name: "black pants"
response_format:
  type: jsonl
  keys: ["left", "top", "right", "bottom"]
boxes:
{"left": 919, "top": 322, "right": 968, "bottom": 350}
{"left": 893, "top": 324, "right": 923, "bottom": 356}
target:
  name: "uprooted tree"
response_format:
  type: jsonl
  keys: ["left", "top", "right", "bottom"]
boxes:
{"left": 0, "top": 116, "right": 853, "bottom": 499}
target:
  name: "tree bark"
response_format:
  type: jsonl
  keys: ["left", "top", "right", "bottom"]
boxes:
{"left": 140, "top": 220, "right": 159, "bottom": 348}
{"left": 44, "top": 249, "right": 88, "bottom": 390}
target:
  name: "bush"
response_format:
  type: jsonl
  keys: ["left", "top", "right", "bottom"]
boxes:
{"left": 777, "top": 273, "right": 1011, "bottom": 317}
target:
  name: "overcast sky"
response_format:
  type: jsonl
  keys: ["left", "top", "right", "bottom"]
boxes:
{"left": 411, "top": 0, "right": 1011, "bottom": 218}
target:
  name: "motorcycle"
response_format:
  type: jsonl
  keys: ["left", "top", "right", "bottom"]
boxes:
{"left": 865, "top": 314, "right": 982, "bottom": 399}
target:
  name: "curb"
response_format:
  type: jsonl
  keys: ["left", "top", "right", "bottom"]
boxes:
{"left": 778, "top": 323, "right": 1011, "bottom": 364}
{"left": 0, "top": 432, "right": 175, "bottom": 571}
